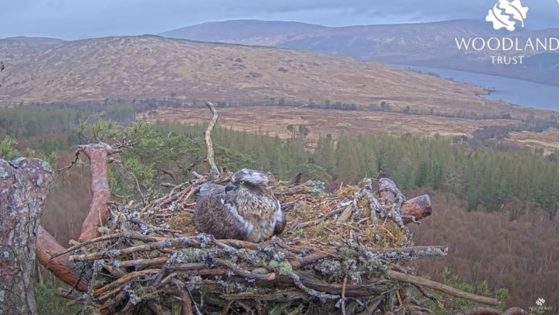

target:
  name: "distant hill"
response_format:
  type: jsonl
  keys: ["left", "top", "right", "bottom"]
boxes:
{"left": 0, "top": 35, "right": 550, "bottom": 120}
{"left": 162, "top": 19, "right": 559, "bottom": 85}
{"left": 161, "top": 20, "right": 326, "bottom": 46}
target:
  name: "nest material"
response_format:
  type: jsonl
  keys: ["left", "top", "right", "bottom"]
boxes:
{"left": 64, "top": 176, "right": 449, "bottom": 315}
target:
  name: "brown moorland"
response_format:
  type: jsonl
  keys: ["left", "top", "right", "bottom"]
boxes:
{"left": 140, "top": 106, "right": 556, "bottom": 152}
{"left": 0, "top": 35, "right": 550, "bottom": 121}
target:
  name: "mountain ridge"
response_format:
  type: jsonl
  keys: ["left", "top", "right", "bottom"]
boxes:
{"left": 161, "top": 19, "right": 559, "bottom": 85}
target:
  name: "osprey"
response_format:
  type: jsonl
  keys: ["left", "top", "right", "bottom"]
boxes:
{"left": 194, "top": 169, "right": 284, "bottom": 242}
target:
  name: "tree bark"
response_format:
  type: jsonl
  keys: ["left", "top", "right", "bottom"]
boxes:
{"left": 0, "top": 158, "right": 53, "bottom": 315}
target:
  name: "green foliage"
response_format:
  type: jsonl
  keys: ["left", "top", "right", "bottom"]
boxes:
{"left": 104, "top": 122, "right": 556, "bottom": 215}
{"left": 34, "top": 282, "right": 85, "bottom": 315}
{"left": 0, "top": 107, "right": 81, "bottom": 138}
{"left": 0, "top": 105, "right": 556, "bottom": 215}
{"left": 313, "top": 133, "right": 558, "bottom": 215}
{"left": 91, "top": 119, "right": 119, "bottom": 142}
{"left": 0, "top": 135, "right": 18, "bottom": 159}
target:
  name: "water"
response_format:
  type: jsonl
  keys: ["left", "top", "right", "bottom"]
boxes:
{"left": 397, "top": 65, "right": 559, "bottom": 111}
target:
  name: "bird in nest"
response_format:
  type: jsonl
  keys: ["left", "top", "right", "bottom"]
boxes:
{"left": 194, "top": 168, "right": 285, "bottom": 242}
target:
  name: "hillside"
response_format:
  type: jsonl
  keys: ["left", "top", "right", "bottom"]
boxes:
{"left": 162, "top": 19, "right": 559, "bottom": 85}
{"left": 0, "top": 35, "right": 547, "bottom": 120}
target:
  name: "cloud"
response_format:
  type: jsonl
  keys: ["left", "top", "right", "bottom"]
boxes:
{"left": 0, "top": 0, "right": 557, "bottom": 39}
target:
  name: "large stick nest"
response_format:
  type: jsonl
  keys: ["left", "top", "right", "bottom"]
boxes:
{"left": 61, "top": 173, "right": 450, "bottom": 315}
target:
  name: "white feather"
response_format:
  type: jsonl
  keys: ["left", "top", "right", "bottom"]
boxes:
{"left": 273, "top": 200, "right": 283, "bottom": 227}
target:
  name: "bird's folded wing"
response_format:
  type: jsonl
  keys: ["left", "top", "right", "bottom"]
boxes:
{"left": 194, "top": 196, "right": 250, "bottom": 240}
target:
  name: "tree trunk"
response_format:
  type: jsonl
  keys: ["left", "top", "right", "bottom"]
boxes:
{"left": 0, "top": 158, "right": 53, "bottom": 315}
{"left": 35, "top": 143, "right": 113, "bottom": 291}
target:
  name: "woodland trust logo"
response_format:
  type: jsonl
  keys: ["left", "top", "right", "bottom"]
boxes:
{"left": 529, "top": 297, "right": 553, "bottom": 313}
{"left": 454, "top": 0, "right": 558, "bottom": 65}
{"left": 485, "top": 0, "right": 528, "bottom": 32}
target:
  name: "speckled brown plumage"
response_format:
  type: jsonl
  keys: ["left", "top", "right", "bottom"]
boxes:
{"left": 194, "top": 169, "right": 284, "bottom": 242}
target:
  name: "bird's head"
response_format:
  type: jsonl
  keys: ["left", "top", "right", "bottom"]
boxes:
{"left": 226, "top": 168, "right": 273, "bottom": 192}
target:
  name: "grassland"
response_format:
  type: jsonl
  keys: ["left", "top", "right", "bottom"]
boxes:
{"left": 140, "top": 106, "right": 556, "bottom": 152}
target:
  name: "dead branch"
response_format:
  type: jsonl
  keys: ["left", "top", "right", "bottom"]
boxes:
{"left": 49, "top": 232, "right": 164, "bottom": 260}
{"left": 77, "top": 143, "right": 113, "bottom": 242}
{"left": 205, "top": 102, "right": 220, "bottom": 179}
{"left": 36, "top": 226, "right": 88, "bottom": 291}
{"left": 94, "top": 269, "right": 160, "bottom": 297}
{"left": 69, "top": 236, "right": 201, "bottom": 262}
{"left": 386, "top": 270, "right": 499, "bottom": 306}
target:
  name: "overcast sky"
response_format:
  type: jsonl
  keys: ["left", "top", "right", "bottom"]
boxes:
{"left": 1, "top": 0, "right": 558, "bottom": 39}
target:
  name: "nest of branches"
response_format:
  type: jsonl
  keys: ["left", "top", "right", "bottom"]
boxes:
{"left": 35, "top": 104, "right": 500, "bottom": 315}
{"left": 57, "top": 173, "right": 451, "bottom": 315}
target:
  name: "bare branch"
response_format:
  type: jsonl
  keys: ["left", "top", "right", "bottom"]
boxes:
{"left": 386, "top": 270, "right": 499, "bottom": 306}
{"left": 204, "top": 102, "right": 220, "bottom": 179}
{"left": 77, "top": 143, "right": 113, "bottom": 242}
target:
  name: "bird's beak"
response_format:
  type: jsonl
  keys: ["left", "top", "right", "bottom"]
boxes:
{"left": 225, "top": 182, "right": 238, "bottom": 192}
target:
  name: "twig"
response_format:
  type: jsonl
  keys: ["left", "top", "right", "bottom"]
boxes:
{"left": 49, "top": 232, "right": 163, "bottom": 260}
{"left": 341, "top": 275, "right": 347, "bottom": 315}
{"left": 222, "top": 290, "right": 307, "bottom": 302}
{"left": 118, "top": 256, "right": 168, "bottom": 268}
{"left": 216, "top": 259, "right": 276, "bottom": 281}
{"left": 204, "top": 102, "right": 220, "bottom": 179}
{"left": 69, "top": 236, "right": 199, "bottom": 261}
{"left": 287, "top": 272, "right": 340, "bottom": 302}
{"left": 119, "top": 162, "right": 147, "bottom": 206}
{"left": 94, "top": 269, "right": 160, "bottom": 297}
{"left": 56, "top": 149, "right": 81, "bottom": 172}
{"left": 173, "top": 279, "right": 194, "bottom": 315}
